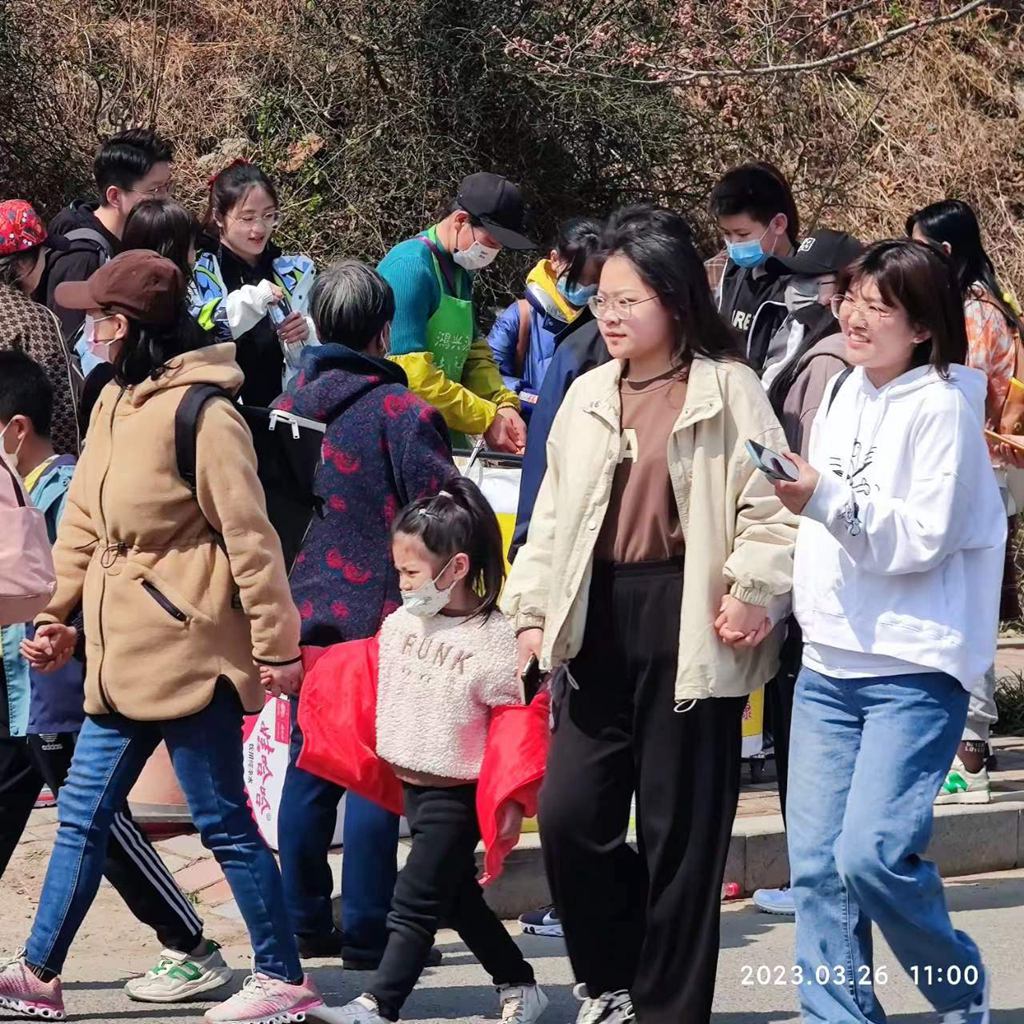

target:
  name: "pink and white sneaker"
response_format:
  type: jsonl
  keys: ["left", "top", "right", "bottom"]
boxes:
{"left": 204, "top": 971, "right": 324, "bottom": 1024}
{"left": 0, "top": 953, "right": 65, "bottom": 1019}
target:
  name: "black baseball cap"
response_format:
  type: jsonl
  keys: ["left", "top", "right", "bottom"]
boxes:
{"left": 766, "top": 229, "right": 863, "bottom": 276}
{"left": 455, "top": 172, "right": 536, "bottom": 251}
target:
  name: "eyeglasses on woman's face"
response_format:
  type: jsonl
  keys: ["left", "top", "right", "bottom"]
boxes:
{"left": 587, "top": 294, "right": 659, "bottom": 321}
{"left": 230, "top": 210, "right": 283, "bottom": 229}
{"left": 830, "top": 293, "right": 894, "bottom": 325}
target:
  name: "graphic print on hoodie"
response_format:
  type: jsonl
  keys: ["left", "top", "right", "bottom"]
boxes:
{"left": 275, "top": 344, "right": 457, "bottom": 646}
{"left": 794, "top": 363, "right": 1006, "bottom": 696}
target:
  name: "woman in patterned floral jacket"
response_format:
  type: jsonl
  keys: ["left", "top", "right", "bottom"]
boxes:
{"left": 273, "top": 258, "right": 458, "bottom": 970}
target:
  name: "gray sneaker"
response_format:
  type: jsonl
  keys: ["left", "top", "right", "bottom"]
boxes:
{"left": 124, "top": 940, "right": 233, "bottom": 1003}
{"left": 573, "top": 984, "right": 634, "bottom": 1023}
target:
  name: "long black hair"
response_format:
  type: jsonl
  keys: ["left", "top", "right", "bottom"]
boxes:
{"left": 602, "top": 204, "right": 741, "bottom": 364}
{"left": 906, "top": 200, "right": 1021, "bottom": 334}
{"left": 838, "top": 239, "right": 968, "bottom": 378}
{"left": 391, "top": 476, "right": 505, "bottom": 620}
{"left": 123, "top": 199, "right": 199, "bottom": 279}
{"left": 113, "top": 306, "right": 208, "bottom": 388}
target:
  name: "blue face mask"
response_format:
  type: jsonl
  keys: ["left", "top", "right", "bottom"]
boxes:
{"left": 557, "top": 277, "right": 598, "bottom": 308}
{"left": 725, "top": 225, "right": 773, "bottom": 269}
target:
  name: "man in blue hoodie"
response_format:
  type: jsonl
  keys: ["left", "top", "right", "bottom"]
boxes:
{"left": 0, "top": 352, "right": 231, "bottom": 1004}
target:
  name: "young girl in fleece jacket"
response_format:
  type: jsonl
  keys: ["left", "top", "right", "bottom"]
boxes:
{"left": 329, "top": 476, "right": 547, "bottom": 1024}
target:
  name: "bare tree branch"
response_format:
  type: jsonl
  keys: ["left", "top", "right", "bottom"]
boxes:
{"left": 501, "top": 0, "right": 989, "bottom": 86}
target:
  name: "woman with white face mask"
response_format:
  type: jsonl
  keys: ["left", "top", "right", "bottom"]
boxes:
{"left": 378, "top": 173, "right": 536, "bottom": 452}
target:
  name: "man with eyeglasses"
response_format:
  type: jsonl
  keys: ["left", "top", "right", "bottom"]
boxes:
{"left": 41, "top": 128, "right": 174, "bottom": 344}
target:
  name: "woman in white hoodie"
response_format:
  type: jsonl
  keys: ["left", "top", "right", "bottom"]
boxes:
{"left": 774, "top": 239, "right": 1003, "bottom": 1024}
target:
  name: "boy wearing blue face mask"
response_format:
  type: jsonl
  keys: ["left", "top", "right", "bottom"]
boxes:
{"left": 487, "top": 218, "right": 603, "bottom": 420}
{"left": 709, "top": 161, "right": 800, "bottom": 373}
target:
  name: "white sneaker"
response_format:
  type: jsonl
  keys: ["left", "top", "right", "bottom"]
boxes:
{"left": 939, "top": 971, "right": 990, "bottom": 1024}
{"left": 204, "top": 972, "right": 323, "bottom": 1023}
{"left": 499, "top": 983, "right": 548, "bottom": 1022}
{"left": 125, "top": 940, "right": 234, "bottom": 1002}
{"left": 573, "top": 984, "right": 634, "bottom": 1023}
{"left": 936, "top": 758, "right": 991, "bottom": 805}
{"left": 328, "top": 994, "right": 390, "bottom": 1023}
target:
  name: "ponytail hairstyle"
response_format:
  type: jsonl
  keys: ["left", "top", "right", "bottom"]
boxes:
{"left": 391, "top": 476, "right": 505, "bottom": 620}
{"left": 202, "top": 160, "right": 280, "bottom": 240}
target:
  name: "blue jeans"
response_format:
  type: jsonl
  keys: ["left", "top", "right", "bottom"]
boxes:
{"left": 278, "top": 701, "right": 398, "bottom": 961}
{"left": 787, "top": 667, "right": 984, "bottom": 1022}
{"left": 25, "top": 681, "right": 301, "bottom": 982}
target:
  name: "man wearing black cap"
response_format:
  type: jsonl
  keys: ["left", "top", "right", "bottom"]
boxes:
{"left": 378, "top": 172, "right": 536, "bottom": 452}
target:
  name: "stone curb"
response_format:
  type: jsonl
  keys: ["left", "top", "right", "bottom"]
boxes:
{"left": 478, "top": 799, "right": 1024, "bottom": 918}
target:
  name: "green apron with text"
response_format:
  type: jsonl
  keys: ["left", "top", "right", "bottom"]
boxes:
{"left": 421, "top": 230, "right": 476, "bottom": 447}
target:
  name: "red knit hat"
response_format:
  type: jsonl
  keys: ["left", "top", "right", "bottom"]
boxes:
{"left": 0, "top": 200, "right": 48, "bottom": 257}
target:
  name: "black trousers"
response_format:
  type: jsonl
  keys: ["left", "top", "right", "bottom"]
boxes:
{"left": 539, "top": 560, "right": 745, "bottom": 1024}
{"left": 765, "top": 620, "right": 801, "bottom": 828}
{"left": 0, "top": 731, "right": 204, "bottom": 953}
{"left": 369, "top": 782, "right": 534, "bottom": 1021}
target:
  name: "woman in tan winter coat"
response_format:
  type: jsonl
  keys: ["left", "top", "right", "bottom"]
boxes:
{"left": 503, "top": 206, "right": 797, "bottom": 1024}
{"left": 0, "top": 251, "right": 326, "bottom": 1024}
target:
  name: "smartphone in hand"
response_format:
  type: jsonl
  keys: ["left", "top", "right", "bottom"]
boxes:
{"left": 521, "top": 654, "right": 544, "bottom": 703}
{"left": 745, "top": 439, "right": 799, "bottom": 482}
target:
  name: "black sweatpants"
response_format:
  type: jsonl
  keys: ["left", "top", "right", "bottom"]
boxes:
{"left": 369, "top": 782, "right": 534, "bottom": 1021}
{"left": 539, "top": 560, "right": 745, "bottom": 1024}
{"left": 0, "top": 731, "right": 204, "bottom": 953}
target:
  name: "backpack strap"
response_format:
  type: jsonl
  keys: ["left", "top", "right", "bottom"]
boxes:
{"left": 174, "top": 384, "right": 232, "bottom": 494}
{"left": 61, "top": 227, "right": 114, "bottom": 258}
{"left": 827, "top": 366, "right": 854, "bottom": 414}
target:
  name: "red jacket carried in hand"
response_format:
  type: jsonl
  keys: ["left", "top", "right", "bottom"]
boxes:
{"left": 297, "top": 637, "right": 549, "bottom": 884}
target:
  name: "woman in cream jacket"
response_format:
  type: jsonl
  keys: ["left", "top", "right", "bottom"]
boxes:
{"left": 503, "top": 206, "right": 797, "bottom": 1024}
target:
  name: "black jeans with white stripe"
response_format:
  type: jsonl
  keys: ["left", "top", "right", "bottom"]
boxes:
{"left": 0, "top": 730, "right": 203, "bottom": 954}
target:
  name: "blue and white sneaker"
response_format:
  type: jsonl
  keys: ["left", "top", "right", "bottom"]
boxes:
{"left": 939, "top": 971, "right": 990, "bottom": 1023}
{"left": 519, "top": 906, "right": 563, "bottom": 938}
{"left": 752, "top": 885, "right": 795, "bottom": 916}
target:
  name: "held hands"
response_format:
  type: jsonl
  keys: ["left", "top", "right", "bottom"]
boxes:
{"left": 484, "top": 407, "right": 527, "bottom": 455}
{"left": 715, "top": 595, "right": 771, "bottom": 649}
{"left": 277, "top": 312, "right": 309, "bottom": 346}
{"left": 20, "top": 624, "right": 77, "bottom": 673}
{"left": 259, "top": 660, "right": 304, "bottom": 698}
{"left": 772, "top": 451, "right": 820, "bottom": 515}
{"left": 496, "top": 799, "right": 525, "bottom": 846}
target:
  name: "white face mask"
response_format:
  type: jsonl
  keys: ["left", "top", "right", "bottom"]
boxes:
{"left": 83, "top": 314, "right": 119, "bottom": 361}
{"left": 452, "top": 226, "right": 500, "bottom": 272}
{"left": 784, "top": 276, "right": 823, "bottom": 314}
{"left": 0, "top": 420, "right": 25, "bottom": 476}
{"left": 401, "top": 556, "right": 457, "bottom": 618}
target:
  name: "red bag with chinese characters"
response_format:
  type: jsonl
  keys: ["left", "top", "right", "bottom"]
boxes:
{"left": 297, "top": 637, "right": 403, "bottom": 816}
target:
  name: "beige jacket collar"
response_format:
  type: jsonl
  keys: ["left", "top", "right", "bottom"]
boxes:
{"left": 582, "top": 356, "right": 725, "bottom": 434}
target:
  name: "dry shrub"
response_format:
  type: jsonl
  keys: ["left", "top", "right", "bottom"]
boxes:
{"left": 1, "top": 0, "right": 1022, "bottom": 306}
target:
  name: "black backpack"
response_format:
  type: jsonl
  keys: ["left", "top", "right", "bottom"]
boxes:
{"left": 173, "top": 385, "right": 326, "bottom": 571}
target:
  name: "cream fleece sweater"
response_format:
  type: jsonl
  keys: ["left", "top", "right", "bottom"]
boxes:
{"left": 376, "top": 607, "right": 523, "bottom": 780}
